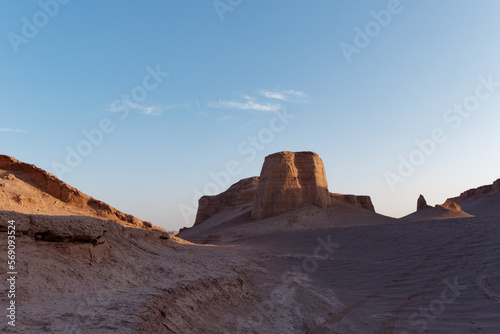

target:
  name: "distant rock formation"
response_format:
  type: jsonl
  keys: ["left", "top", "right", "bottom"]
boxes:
{"left": 436, "top": 199, "right": 462, "bottom": 212}
{"left": 191, "top": 151, "right": 378, "bottom": 225}
{"left": 0, "top": 155, "right": 164, "bottom": 231}
{"left": 417, "top": 195, "right": 463, "bottom": 212}
{"left": 194, "top": 177, "right": 259, "bottom": 225}
{"left": 251, "top": 151, "right": 331, "bottom": 220}
{"left": 330, "top": 193, "right": 375, "bottom": 212}
{"left": 449, "top": 178, "right": 500, "bottom": 202}
{"left": 402, "top": 195, "right": 473, "bottom": 222}
{"left": 401, "top": 202, "right": 473, "bottom": 222}
{"left": 417, "top": 195, "right": 429, "bottom": 211}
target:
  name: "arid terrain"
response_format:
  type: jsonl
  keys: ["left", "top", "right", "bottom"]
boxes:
{"left": 1, "top": 152, "right": 499, "bottom": 333}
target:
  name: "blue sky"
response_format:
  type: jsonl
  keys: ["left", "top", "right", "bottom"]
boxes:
{"left": 1, "top": 0, "right": 500, "bottom": 230}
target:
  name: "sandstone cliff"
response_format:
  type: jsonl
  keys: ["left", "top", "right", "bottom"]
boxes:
{"left": 0, "top": 155, "right": 163, "bottom": 231}
{"left": 192, "top": 151, "right": 379, "bottom": 225}
{"left": 251, "top": 151, "right": 331, "bottom": 220}
{"left": 329, "top": 193, "right": 375, "bottom": 212}
{"left": 194, "top": 177, "right": 259, "bottom": 225}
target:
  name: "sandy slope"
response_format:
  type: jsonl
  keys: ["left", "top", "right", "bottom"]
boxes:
{"left": 457, "top": 189, "right": 500, "bottom": 218}
{"left": 195, "top": 214, "right": 500, "bottom": 333}
{"left": 0, "top": 211, "right": 260, "bottom": 333}
{"left": 180, "top": 198, "right": 500, "bottom": 334}
{"left": 179, "top": 199, "right": 395, "bottom": 244}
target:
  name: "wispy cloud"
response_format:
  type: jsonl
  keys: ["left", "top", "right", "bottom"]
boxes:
{"left": 127, "top": 102, "right": 191, "bottom": 116}
{"left": 0, "top": 128, "right": 26, "bottom": 133}
{"left": 140, "top": 106, "right": 162, "bottom": 116}
{"left": 259, "top": 89, "right": 309, "bottom": 102}
{"left": 207, "top": 95, "right": 281, "bottom": 112}
{"left": 110, "top": 101, "right": 164, "bottom": 116}
{"left": 206, "top": 88, "right": 308, "bottom": 114}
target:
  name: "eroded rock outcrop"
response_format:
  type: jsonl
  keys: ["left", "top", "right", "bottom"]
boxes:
{"left": 251, "top": 151, "right": 331, "bottom": 220}
{"left": 449, "top": 178, "right": 500, "bottom": 202}
{"left": 436, "top": 199, "right": 462, "bottom": 212}
{"left": 0, "top": 155, "right": 163, "bottom": 231}
{"left": 194, "top": 177, "right": 259, "bottom": 225}
{"left": 192, "top": 151, "right": 378, "bottom": 225}
{"left": 330, "top": 193, "right": 375, "bottom": 212}
{"left": 417, "top": 195, "right": 429, "bottom": 211}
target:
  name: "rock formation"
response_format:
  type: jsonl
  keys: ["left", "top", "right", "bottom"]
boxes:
{"left": 436, "top": 199, "right": 462, "bottom": 212}
{"left": 330, "top": 193, "right": 375, "bottom": 212}
{"left": 251, "top": 151, "right": 331, "bottom": 220}
{"left": 449, "top": 178, "right": 500, "bottom": 202}
{"left": 194, "top": 177, "right": 259, "bottom": 225}
{"left": 0, "top": 154, "right": 164, "bottom": 231}
{"left": 417, "top": 194, "right": 429, "bottom": 211}
{"left": 192, "top": 151, "right": 378, "bottom": 225}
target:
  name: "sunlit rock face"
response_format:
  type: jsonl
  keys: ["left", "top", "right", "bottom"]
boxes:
{"left": 194, "top": 177, "right": 259, "bottom": 225}
{"left": 436, "top": 199, "right": 463, "bottom": 212}
{"left": 0, "top": 154, "right": 162, "bottom": 231}
{"left": 251, "top": 151, "right": 331, "bottom": 220}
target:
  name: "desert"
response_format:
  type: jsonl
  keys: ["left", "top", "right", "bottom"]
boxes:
{"left": 3, "top": 2, "right": 500, "bottom": 333}
{"left": 1, "top": 152, "right": 499, "bottom": 333}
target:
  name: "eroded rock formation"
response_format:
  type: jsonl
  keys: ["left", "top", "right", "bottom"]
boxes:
{"left": 417, "top": 195, "right": 429, "bottom": 211}
{"left": 192, "top": 151, "right": 379, "bottom": 225}
{"left": 436, "top": 199, "right": 462, "bottom": 212}
{"left": 251, "top": 151, "right": 331, "bottom": 220}
{"left": 330, "top": 193, "right": 375, "bottom": 212}
{"left": 194, "top": 177, "right": 259, "bottom": 225}
{"left": 449, "top": 178, "right": 500, "bottom": 202}
{"left": 0, "top": 155, "right": 163, "bottom": 231}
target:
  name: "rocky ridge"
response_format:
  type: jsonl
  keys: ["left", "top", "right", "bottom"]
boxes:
{"left": 0, "top": 155, "right": 164, "bottom": 231}
{"left": 449, "top": 178, "right": 500, "bottom": 202}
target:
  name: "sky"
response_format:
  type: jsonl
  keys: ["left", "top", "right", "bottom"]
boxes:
{"left": 1, "top": 0, "right": 500, "bottom": 231}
